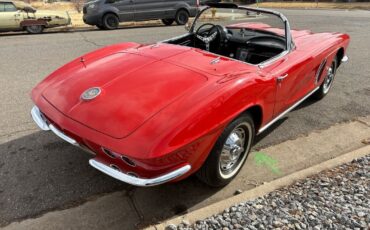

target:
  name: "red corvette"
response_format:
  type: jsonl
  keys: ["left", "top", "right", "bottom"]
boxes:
{"left": 31, "top": 3, "right": 349, "bottom": 187}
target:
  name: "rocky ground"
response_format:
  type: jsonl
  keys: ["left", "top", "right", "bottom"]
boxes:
{"left": 170, "top": 155, "right": 370, "bottom": 230}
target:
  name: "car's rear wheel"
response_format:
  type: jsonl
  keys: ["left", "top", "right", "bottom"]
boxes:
{"left": 102, "top": 13, "right": 119, "bottom": 30}
{"left": 162, "top": 19, "right": 174, "bottom": 26}
{"left": 25, "top": 25, "right": 44, "bottom": 34}
{"left": 312, "top": 58, "right": 338, "bottom": 100}
{"left": 175, "top": 9, "right": 189, "bottom": 25}
{"left": 197, "top": 113, "right": 255, "bottom": 187}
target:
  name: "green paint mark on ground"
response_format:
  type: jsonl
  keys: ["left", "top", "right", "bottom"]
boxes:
{"left": 254, "top": 152, "right": 281, "bottom": 175}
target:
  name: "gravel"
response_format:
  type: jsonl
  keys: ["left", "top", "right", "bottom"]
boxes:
{"left": 169, "top": 155, "right": 370, "bottom": 230}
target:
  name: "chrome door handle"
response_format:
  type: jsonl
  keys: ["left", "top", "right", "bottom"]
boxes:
{"left": 277, "top": 74, "right": 288, "bottom": 83}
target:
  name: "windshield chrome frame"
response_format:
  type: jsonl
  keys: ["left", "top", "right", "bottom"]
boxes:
{"left": 190, "top": 5, "right": 294, "bottom": 69}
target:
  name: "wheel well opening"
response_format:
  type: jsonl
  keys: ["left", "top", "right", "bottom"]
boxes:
{"left": 336, "top": 47, "right": 344, "bottom": 67}
{"left": 244, "top": 106, "right": 263, "bottom": 133}
{"left": 103, "top": 12, "right": 118, "bottom": 20}
{"left": 177, "top": 8, "right": 189, "bottom": 15}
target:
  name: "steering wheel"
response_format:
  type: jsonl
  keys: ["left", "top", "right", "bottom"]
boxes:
{"left": 195, "top": 23, "right": 225, "bottom": 51}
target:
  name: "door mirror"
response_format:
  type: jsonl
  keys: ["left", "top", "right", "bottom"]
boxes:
{"left": 184, "top": 22, "right": 191, "bottom": 31}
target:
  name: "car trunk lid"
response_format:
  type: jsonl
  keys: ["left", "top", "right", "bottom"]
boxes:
{"left": 42, "top": 52, "right": 207, "bottom": 138}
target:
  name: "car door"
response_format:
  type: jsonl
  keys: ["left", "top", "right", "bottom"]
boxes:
{"left": 262, "top": 50, "right": 316, "bottom": 116}
{"left": 160, "top": 0, "right": 197, "bottom": 18}
{"left": 112, "top": 0, "right": 134, "bottom": 21}
{"left": 0, "top": 2, "right": 22, "bottom": 30}
{"left": 159, "top": 0, "right": 176, "bottom": 18}
{"left": 133, "top": 0, "right": 164, "bottom": 21}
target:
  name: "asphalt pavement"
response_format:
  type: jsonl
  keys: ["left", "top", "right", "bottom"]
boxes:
{"left": 0, "top": 9, "right": 369, "bottom": 228}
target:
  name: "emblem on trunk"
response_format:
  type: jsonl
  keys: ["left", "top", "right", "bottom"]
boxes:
{"left": 81, "top": 87, "right": 101, "bottom": 101}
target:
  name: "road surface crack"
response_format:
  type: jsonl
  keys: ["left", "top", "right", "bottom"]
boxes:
{"left": 126, "top": 186, "right": 145, "bottom": 227}
{"left": 78, "top": 33, "right": 103, "bottom": 47}
{"left": 0, "top": 128, "right": 38, "bottom": 139}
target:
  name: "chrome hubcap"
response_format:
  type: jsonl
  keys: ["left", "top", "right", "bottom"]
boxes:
{"left": 323, "top": 67, "right": 334, "bottom": 94}
{"left": 219, "top": 127, "right": 246, "bottom": 176}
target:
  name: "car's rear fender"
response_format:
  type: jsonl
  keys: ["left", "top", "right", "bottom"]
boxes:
{"left": 311, "top": 33, "right": 350, "bottom": 87}
{"left": 126, "top": 72, "right": 274, "bottom": 171}
{"left": 336, "top": 33, "right": 350, "bottom": 67}
{"left": 20, "top": 19, "right": 48, "bottom": 28}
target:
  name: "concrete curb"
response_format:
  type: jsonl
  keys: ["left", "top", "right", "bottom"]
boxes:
{"left": 148, "top": 144, "right": 370, "bottom": 229}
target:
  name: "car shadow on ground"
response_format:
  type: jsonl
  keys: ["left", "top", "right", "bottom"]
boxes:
{"left": 293, "top": 96, "right": 319, "bottom": 111}
{"left": 0, "top": 131, "right": 220, "bottom": 228}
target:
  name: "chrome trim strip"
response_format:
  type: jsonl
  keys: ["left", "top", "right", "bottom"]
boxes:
{"left": 258, "top": 86, "right": 320, "bottom": 134}
{"left": 31, "top": 106, "right": 80, "bottom": 147}
{"left": 31, "top": 105, "right": 189, "bottom": 185}
{"left": 341, "top": 55, "right": 348, "bottom": 63}
{"left": 258, "top": 50, "right": 289, "bottom": 69}
{"left": 187, "top": 5, "right": 293, "bottom": 69}
{"left": 161, "top": 33, "right": 191, "bottom": 43}
{"left": 89, "top": 159, "right": 191, "bottom": 187}
{"left": 31, "top": 105, "right": 96, "bottom": 155}
{"left": 31, "top": 106, "right": 50, "bottom": 131}
{"left": 49, "top": 124, "right": 79, "bottom": 146}
{"left": 315, "top": 59, "right": 327, "bottom": 85}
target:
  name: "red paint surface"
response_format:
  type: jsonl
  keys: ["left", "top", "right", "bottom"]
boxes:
{"left": 31, "top": 27, "right": 350, "bottom": 180}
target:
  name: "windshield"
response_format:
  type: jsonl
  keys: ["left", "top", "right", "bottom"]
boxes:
{"left": 193, "top": 7, "right": 287, "bottom": 49}
{"left": 12, "top": 1, "right": 36, "bottom": 12}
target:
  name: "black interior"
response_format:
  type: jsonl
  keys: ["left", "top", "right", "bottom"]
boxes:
{"left": 165, "top": 24, "right": 286, "bottom": 65}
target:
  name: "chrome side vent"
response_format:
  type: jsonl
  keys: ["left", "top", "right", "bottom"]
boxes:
{"left": 127, "top": 172, "right": 139, "bottom": 178}
{"left": 121, "top": 156, "right": 136, "bottom": 167}
{"left": 109, "top": 164, "right": 121, "bottom": 171}
{"left": 102, "top": 148, "right": 117, "bottom": 159}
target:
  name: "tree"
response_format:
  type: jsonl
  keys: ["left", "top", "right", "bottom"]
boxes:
{"left": 71, "top": 0, "right": 84, "bottom": 13}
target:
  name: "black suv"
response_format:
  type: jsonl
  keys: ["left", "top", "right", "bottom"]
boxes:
{"left": 83, "top": 0, "right": 199, "bottom": 30}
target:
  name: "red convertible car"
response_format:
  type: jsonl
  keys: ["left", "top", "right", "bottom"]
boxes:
{"left": 31, "top": 3, "right": 349, "bottom": 187}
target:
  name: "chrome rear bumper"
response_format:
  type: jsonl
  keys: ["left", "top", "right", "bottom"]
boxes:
{"left": 31, "top": 106, "right": 78, "bottom": 145}
{"left": 89, "top": 159, "right": 191, "bottom": 187}
{"left": 31, "top": 105, "right": 191, "bottom": 186}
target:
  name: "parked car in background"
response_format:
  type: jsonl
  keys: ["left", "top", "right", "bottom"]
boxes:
{"left": 0, "top": 0, "right": 71, "bottom": 34}
{"left": 83, "top": 0, "right": 199, "bottom": 30}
